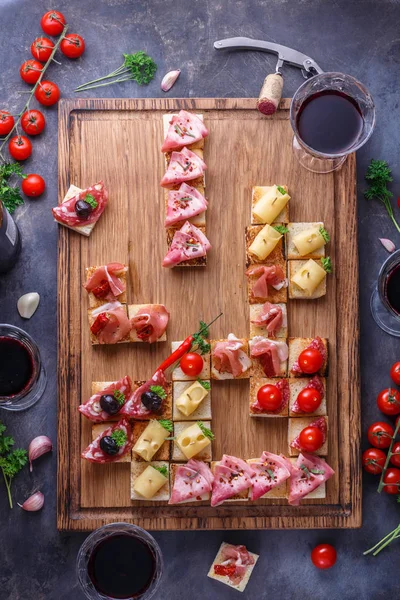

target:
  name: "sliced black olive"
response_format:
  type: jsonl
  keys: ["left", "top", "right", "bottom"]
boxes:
{"left": 75, "top": 199, "right": 92, "bottom": 220}
{"left": 100, "top": 435, "right": 119, "bottom": 455}
{"left": 141, "top": 391, "right": 162, "bottom": 412}
{"left": 100, "top": 394, "right": 121, "bottom": 415}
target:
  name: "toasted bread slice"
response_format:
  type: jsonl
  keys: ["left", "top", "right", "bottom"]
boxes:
{"left": 131, "top": 421, "right": 171, "bottom": 461}
{"left": 88, "top": 306, "right": 131, "bottom": 346}
{"left": 251, "top": 185, "right": 289, "bottom": 225}
{"left": 172, "top": 421, "right": 212, "bottom": 462}
{"left": 249, "top": 303, "right": 288, "bottom": 339}
{"left": 288, "top": 337, "right": 328, "bottom": 377}
{"left": 288, "top": 260, "right": 327, "bottom": 299}
{"left": 132, "top": 380, "right": 172, "bottom": 421}
{"left": 164, "top": 148, "right": 205, "bottom": 190}
{"left": 288, "top": 416, "right": 329, "bottom": 457}
{"left": 85, "top": 265, "right": 128, "bottom": 309}
{"left": 56, "top": 185, "right": 96, "bottom": 237}
{"left": 247, "top": 262, "right": 288, "bottom": 305}
{"left": 247, "top": 458, "right": 288, "bottom": 498}
{"left": 171, "top": 341, "right": 210, "bottom": 381}
{"left": 210, "top": 462, "right": 249, "bottom": 502}
{"left": 207, "top": 542, "right": 259, "bottom": 592}
{"left": 288, "top": 457, "right": 327, "bottom": 500}
{"left": 289, "top": 377, "right": 327, "bottom": 417}
{"left": 130, "top": 460, "right": 170, "bottom": 501}
{"left": 162, "top": 113, "right": 205, "bottom": 151}
{"left": 169, "top": 462, "right": 211, "bottom": 503}
{"left": 210, "top": 339, "right": 252, "bottom": 380}
{"left": 164, "top": 184, "right": 206, "bottom": 228}
{"left": 166, "top": 225, "right": 207, "bottom": 267}
{"left": 91, "top": 423, "right": 131, "bottom": 463}
{"left": 127, "top": 304, "right": 168, "bottom": 343}
{"left": 286, "top": 222, "right": 325, "bottom": 260}
{"left": 172, "top": 380, "right": 212, "bottom": 421}
{"left": 249, "top": 377, "right": 289, "bottom": 417}
{"left": 249, "top": 338, "right": 288, "bottom": 379}
{"left": 245, "top": 225, "right": 285, "bottom": 267}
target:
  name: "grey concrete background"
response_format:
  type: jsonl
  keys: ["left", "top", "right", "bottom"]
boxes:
{"left": 0, "top": 0, "right": 399, "bottom": 598}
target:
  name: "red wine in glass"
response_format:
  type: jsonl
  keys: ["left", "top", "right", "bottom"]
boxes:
{"left": 385, "top": 264, "right": 400, "bottom": 315}
{"left": 0, "top": 337, "right": 34, "bottom": 397}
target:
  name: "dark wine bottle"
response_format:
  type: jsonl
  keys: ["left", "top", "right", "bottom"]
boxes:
{"left": 0, "top": 201, "right": 21, "bottom": 274}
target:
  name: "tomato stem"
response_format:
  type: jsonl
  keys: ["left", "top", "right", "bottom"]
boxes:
{"left": 377, "top": 419, "right": 400, "bottom": 493}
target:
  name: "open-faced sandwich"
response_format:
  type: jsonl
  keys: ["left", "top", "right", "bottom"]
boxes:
{"left": 84, "top": 263, "right": 128, "bottom": 308}
{"left": 161, "top": 110, "right": 208, "bottom": 153}
{"left": 161, "top": 147, "right": 206, "bottom": 189}
{"left": 251, "top": 185, "right": 290, "bottom": 225}
{"left": 289, "top": 375, "right": 327, "bottom": 417}
{"left": 81, "top": 417, "right": 132, "bottom": 463}
{"left": 163, "top": 221, "right": 211, "bottom": 267}
{"left": 53, "top": 182, "right": 108, "bottom": 236}
{"left": 249, "top": 302, "right": 288, "bottom": 338}
{"left": 288, "top": 453, "right": 334, "bottom": 505}
{"left": 249, "top": 377, "right": 289, "bottom": 417}
{"left": 249, "top": 336, "right": 288, "bottom": 378}
{"left": 210, "top": 455, "right": 254, "bottom": 506}
{"left": 165, "top": 183, "right": 208, "bottom": 228}
{"left": 132, "top": 419, "right": 173, "bottom": 462}
{"left": 286, "top": 222, "right": 330, "bottom": 259}
{"left": 247, "top": 451, "right": 291, "bottom": 500}
{"left": 289, "top": 257, "right": 332, "bottom": 299}
{"left": 288, "top": 337, "right": 328, "bottom": 378}
{"left": 128, "top": 304, "right": 170, "bottom": 343}
{"left": 173, "top": 379, "right": 212, "bottom": 420}
{"left": 211, "top": 334, "right": 252, "bottom": 380}
{"left": 288, "top": 416, "right": 329, "bottom": 457}
{"left": 169, "top": 459, "right": 214, "bottom": 504}
{"left": 78, "top": 376, "right": 132, "bottom": 422}
{"left": 246, "top": 224, "right": 286, "bottom": 266}
{"left": 173, "top": 421, "right": 214, "bottom": 462}
{"left": 120, "top": 370, "right": 172, "bottom": 420}
{"left": 207, "top": 543, "right": 259, "bottom": 593}
{"left": 131, "top": 462, "right": 170, "bottom": 501}
{"left": 246, "top": 263, "right": 288, "bottom": 305}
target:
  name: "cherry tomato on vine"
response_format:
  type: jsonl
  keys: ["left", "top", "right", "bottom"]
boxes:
{"left": 0, "top": 111, "right": 14, "bottom": 136}
{"left": 31, "top": 36, "right": 55, "bottom": 62}
{"left": 257, "top": 384, "right": 283, "bottom": 412}
{"left": 8, "top": 135, "right": 32, "bottom": 160}
{"left": 298, "top": 348, "right": 324, "bottom": 374}
{"left": 40, "top": 11, "right": 66, "bottom": 36}
{"left": 311, "top": 544, "right": 337, "bottom": 570}
{"left": 383, "top": 468, "right": 400, "bottom": 494}
{"left": 21, "top": 109, "right": 46, "bottom": 136}
{"left": 377, "top": 388, "right": 400, "bottom": 416}
{"left": 180, "top": 353, "right": 204, "bottom": 376}
{"left": 390, "top": 362, "right": 400, "bottom": 386}
{"left": 296, "top": 388, "right": 322, "bottom": 413}
{"left": 20, "top": 60, "right": 43, "bottom": 84}
{"left": 60, "top": 34, "right": 85, "bottom": 59}
{"left": 22, "top": 174, "right": 46, "bottom": 197}
{"left": 298, "top": 426, "right": 324, "bottom": 452}
{"left": 34, "top": 81, "right": 60, "bottom": 106}
{"left": 367, "top": 422, "right": 394, "bottom": 449}
{"left": 362, "top": 448, "right": 386, "bottom": 474}
{"left": 389, "top": 442, "right": 400, "bottom": 468}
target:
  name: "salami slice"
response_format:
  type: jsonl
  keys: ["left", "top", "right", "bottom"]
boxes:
{"left": 290, "top": 416, "right": 327, "bottom": 451}
{"left": 81, "top": 417, "right": 132, "bottom": 463}
{"left": 53, "top": 181, "right": 108, "bottom": 228}
{"left": 78, "top": 376, "right": 132, "bottom": 422}
{"left": 120, "top": 370, "right": 167, "bottom": 419}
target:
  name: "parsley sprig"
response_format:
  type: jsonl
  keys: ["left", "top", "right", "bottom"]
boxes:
{"left": 110, "top": 429, "right": 127, "bottom": 448}
{"left": 273, "top": 224, "right": 289, "bottom": 235}
{"left": 365, "top": 159, "right": 400, "bottom": 233}
{"left": 153, "top": 464, "right": 168, "bottom": 478}
{"left": 321, "top": 256, "right": 332, "bottom": 273}
{"left": 197, "top": 379, "right": 211, "bottom": 390}
{"left": 0, "top": 422, "right": 28, "bottom": 508}
{"left": 159, "top": 419, "right": 173, "bottom": 433}
{"left": 0, "top": 162, "right": 26, "bottom": 214}
{"left": 150, "top": 385, "right": 167, "bottom": 400}
{"left": 319, "top": 227, "right": 330, "bottom": 243}
{"left": 197, "top": 421, "right": 214, "bottom": 441}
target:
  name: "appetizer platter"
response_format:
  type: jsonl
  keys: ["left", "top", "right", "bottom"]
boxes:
{"left": 57, "top": 98, "right": 361, "bottom": 531}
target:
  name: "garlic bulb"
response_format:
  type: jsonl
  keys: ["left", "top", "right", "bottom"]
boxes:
{"left": 17, "top": 292, "right": 40, "bottom": 319}
{"left": 18, "top": 491, "right": 44, "bottom": 512}
{"left": 161, "top": 69, "right": 181, "bottom": 92}
{"left": 28, "top": 435, "right": 53, "bottom": 472}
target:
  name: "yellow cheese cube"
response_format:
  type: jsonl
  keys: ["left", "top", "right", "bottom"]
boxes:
{"left": 253, "top": 185, "right": 290, "bottom": 224}
{"left": 132, "top": 420, "right": 170, "bottom": 462}
{"left": 293, "top": 227, "right": 325, "bottom": 256}
{"left": 175, "top": 422, "right": 211, "bottom": 460}
{"left": 248, "top": 224, "right": 282, "bottom": 260}
{"left": 176, "top": 381, "right": 209, "bottom": 417}
{"left": 133, "top": 465, "right": 168, "bottom": 499}
{"left": 291, "top": 259, "right": 326, "bottom": 295}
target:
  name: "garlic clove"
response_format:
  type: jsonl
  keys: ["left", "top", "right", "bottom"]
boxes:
{"left": 28, "top": 435, "right": 53, "bottom": 472}
{"left": 379, "top": 238, "right": 396, "bottom": 253}
{"left": 18, "top": 491, "right": 44, "bottom": 512}
{"left": 17, "top": 292, "right": 40, "bottom": 319}
{"left": 161, "top": 69, "right": 181, "bottom": 92}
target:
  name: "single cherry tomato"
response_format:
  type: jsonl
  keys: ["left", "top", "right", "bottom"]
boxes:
{"left": 367, "top": 422, "right": 394, "bottom": 449}
{"left": 311, "top": 544, "right": 337, "bottom": 570}
{"left": 296, "top": 388, "right": 322, "bottom": 413}
{"left": 34, "top": 80, "right": 60, "bottom": 106}
{"left": 22, "top": 174, "right": 46, "bottom": 197}
{"left": 60, "top": 34, "right": 85, "bottom": 59}
{"left": 298, "top": 348, "right": 324, "bottom": 374}
{"left": 180, "top": 352, "right": 204, "bottom": 376}
{"left": 31, "top": 36, "right": 55, "bottom": 62}
{"left": 298, "top": 426, "right": 324, "bottom": 452}
{"left": 383, "top": 468, "right": 400, "bottom": 494}
{"left": 21, "top": 109, "right": 46, "bottom": 136}
{"left": 20, "top": 60, "right": 43, "bottom": 84}
{"left": 0, "top": 110, "right": 15, "bottom": 136}
{"left": 40, "top": 10, "right": 66, "bottom": 36}
{"left": 8, "top": 135, "right": 32, "bottom": 161}
{"left": 377, "top": 388, "right": 400, "bottom": 416}
{"left": 257, "top": 384, "right": 283, "bottom": 411}
{"left": 362, "top": 448, "right": 386, "bottom": 474}
{"left": 390, "top": 362, "right": 400, "bottom": 386}
{"left": 390, "top": 442, "right": 400, "bottom": 468}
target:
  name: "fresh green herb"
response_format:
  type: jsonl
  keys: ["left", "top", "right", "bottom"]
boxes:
{"left": 174, "top": 123, "right": 195, "bottom": 139}
{"left": 310, "top": 468, "right": 325, "bottom": 475}
{"left": 152, "top": 464, "right": 168, "bottom": 478}
{"left": 277, "top": 185, "right": 286, "bottom": 196}
{"left": 150, "top": 385, "right": 167, "bottom": 399}
{"left": 321, "top": 256, "right": 332, "bottom": 273}
{"left": 85, "top": 193, "right": 98, "bottom": 209}
{"left": 198, "top": 320, "right": 209, "bottom": 338}
{"left": 0, "top": 162, "right": 26, "bottom": 214}
{"left": 159, "top": 419, "right": 173, "bottom": 433}
{"left": 192, "top": 335, "right": 210, "bottom": 355}
{"left": 319, "top": 227, "right": 330, "bottom": 243}
{"left": 185, "top": 241, "right": 199, "bottom": 248}
{"left": 197, "top": 421, "right": 214, "bottom": 441}
{"left": 110, "top": 429, "right": 127, "bottom": 448}
{"left": 177, "top": 160, "right": 190, "bottom": 172}
{"left": 365, "top": 159, "right": 400, "bottom": 233}
{"left": 0, "top": 422, "right": 28, "bottom": 508}
{"left": 113, "top": 390, "right": 125, "bottom": 406}
{"left": 273, "top": 225, "right": 289, "bottom": 235}
{"left": 197, "top": 379, "right": 211, "bottom": 390}
{"left": 364, "top": 523, "right": 400, "bottom": 556}
{"left": 266, "top": 468, "right": 276, "bottom": 480}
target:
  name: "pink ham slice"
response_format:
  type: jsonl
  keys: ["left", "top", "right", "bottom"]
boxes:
{"left": 78, "top": 376, "right": 132, "bottom": 422}
{"left": 246, "top": 265, "right": 287, "bottom": 299}
{"left": 169, "top": 459, "right": 214, "bottom": 504}
{"left": 83, "top": 263, "right": 127, "bottom": 299}
{"left": 165, "top": 183, "right": 208, "bottom": 227}
{"left": 251, "top": 302, "right": 284, "bottom": 337}
{"left": 291, "top": 337, "right": 326, "bottom": 374}
{"left": 81, "top": 417, "right": 132, "bottom": 464}
{"left": 162, "top": 221, "right": 211, "bottom": 268}
{"left": 251, "top": 378, "right": 289, "bottom": 414}
{"left": 53, "top": 181, "right": 108, "bottom": 227}
{"left": 249, "top": 451, "right": 291, "bottom": 501}
{"left": 249, "top": 336, "right": 288, "bottom": 377}
{"left": 91, "top": 302, "right": 132, "bottom": 344}
{"left": 131, "top": 305, "right": 170, "bottom": 343}
{"left": 288, "top": 452, "right": 334, "bottom": 506}
{"left": 161, "top": 110, "right": 209, "bottom": 152}
{"left": 291, "top": 375, "right": 325, "bottom": 414}
{"left": 211, "top": 455, "right": 254, "bottom": 507}
{"left": 120, "top": 369, "right": 167, "bottom": 419}
{"left": 217, "top": 544, "right": 255, "bottom": 586}
{"left": 290, "top": 416, "right": 327, "bottom": 451}
{"left": 160, "top": 147, "right": 207, "bottom": 188}
{"left": 213, "top": 334, "right": 252, "bottom": 378}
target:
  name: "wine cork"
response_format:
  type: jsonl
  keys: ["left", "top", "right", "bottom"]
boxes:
{"left": 257, "top": 73, "right": 283, "bottom": 115}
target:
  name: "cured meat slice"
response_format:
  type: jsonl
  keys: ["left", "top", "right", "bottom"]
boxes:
{"left": 84, "top": 263, "right": 127, "bottom": 300}
{"left": 53, "top": 181, "right": 108, "bottom": 228}
{"left": 131, "top": 305, "right": 170, "bottom": 343}
{"left": 251, "top": 302, "right": 284, "bottom": 336}
{"left": 290, "top": 416, "right": 327, "bottom": 451}
{"left": 81, "top": 417, "right": 132, "bottom": 464}
{"left": 212, "top": 334, "right": 252, "bottom": 378}
{"left": 78, "top": 376, "right": 132, "bottom": 422}
{"left": 249, "top": 451, "right": 291, "bottom": 500}
{"left": 251, "top": 378, "right": 289, "bottom": 414}
{"left": 162, "top": 221, "right": 211, "bottom": 268}
{"left": 165, "top": 183, "right": 208, "bottom": 227}
{"left": 169, "top": 459, "right": 214, "bottom": 504}
{"left": 121, "top": 370, "right": 167, "bottom": 419}
{"left": 211, "top": 455, "right": 254, "bottom": 507}
{"left": 160, "top": 147, "right": 207, "bottom": 188}
{"left": 90, "top": 301, "right": 132, "bottom": 344}
{"left": 246, "top": 265, "right": 287, "bottom": 299}
{"left": 161, "top": 110, "right": 209, "bottom": 152}
{"left": 288, "top": 452, "right": 334, "bottom": 505}
{"left": 291, "top": 337, "right": 327, "bottom": 374}
{"left": 216, "top": 544, "right": 255, "bottom": 586}
{"left": 249, "top": 336, "right": 288, "bottom": 377}
{"left": 291, "top": 375, "right": 325, "bottom": 414}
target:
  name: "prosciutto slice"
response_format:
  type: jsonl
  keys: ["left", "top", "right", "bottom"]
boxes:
{"left": 53, "top": 181, "right": 108, "bottom": 227}
{"left": 249, "top": 336, "right": 288, "bottom": 377}
{"left": 91, "top": 302, "right": 132, "bottom": 344}
{"left": 216, "top": 544, "right": 255, "bottom": 586}
{"left": 288, "top": 452, "right": 334, "bottom": 506}
{"left": 211, "top": 455, "right": 254, "bottom": 507}
{"left": 84, "top": 263, "right": 127, "bottom": 300}
{"left": 81, "top": 417, "right": 132, "bottom": 464}
{"left": 78, "top": 376, "right": 132, "bottom": 422}
{"left": 213, "top": 334, "right": 252, "bottom": 378}
{"left": 120, "top": 369, "right": 167, "bottom": 419}
{"left": 251, "top": 378, "right": 289, "bottom": 414}
{"left": 251, "top": 302, "right": 284, "bottom": 337}
{"left": 162, "top": 221, "right": 211, "bottom": 268}
{"left": 160, "top": 147, "right": 207, "bottom": 188}
{"left": 161, "top": 110, "right": 209, "bottom": 152}
{"left": 290, "top": 416, "right": 327, "bottom": 451}
{"left": 291, "top": 337, "right": 326, "bottom": 374}
{"left": 169, "top": 459, "right": 214, "bottom": 504}
{"left": 131, "top": 305, "right": 170, "bottom": 343}
{"left": 291, "top": 376, "right": 325, "bottom": 414}
{"left": 165, "top": 183, "right": 208, "bottom": 227}
{"left": 249, "top": 452, "right": 291, "bottom": 501}
{"left": 246, "top": 265, "right": 287, "bottom": 299}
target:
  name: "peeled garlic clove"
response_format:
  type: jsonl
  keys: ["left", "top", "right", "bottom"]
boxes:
{"left": 379, "top": 238, "right": 395, "bottom": 253}
{"left": 18, "top": 491, "right": 44, "bottom": 512}
{"left": 17, "top": 292, "right": 40, "bottom": 319}
{"left": 29, "top": 435, "right": 53, "bottom": 472}
{"left": 161, "top": 69, "right": 181, "bottom": 92}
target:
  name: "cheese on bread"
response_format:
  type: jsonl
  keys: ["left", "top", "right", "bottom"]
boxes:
{"left": 175, "top": 422, "right": 211, "bottom": 460}
{"left": 133, "top": 465, "right": 168, "bottom": 499}
{"left": 248, "top": 224, "right": 282, "bottom": 260}
{"left": 176, "top": 381, "right": 209, "bottom": 417}
{"left": 132, "top": 420, "right": 170, "bottom": 462}
{"left": 293, "top": 226, "right": 325, "bottom": 256}
{"left": 291, "top": 259, "right": 326, "bottom": 295}
{"left": 253, "top": 185, "right": 290, "bottom": 224}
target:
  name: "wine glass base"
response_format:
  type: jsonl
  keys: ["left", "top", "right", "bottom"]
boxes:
{"left": 370, "top": 287, "right": 400, "bottom": 337}
{"left": 292, "top": 136, "right": 347, "bottom": 173}
{"left": 0, "top": 365, "right": 47, "bottom": 411}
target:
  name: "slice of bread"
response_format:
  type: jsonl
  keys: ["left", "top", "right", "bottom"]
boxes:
{"left": 249, "top": 338, "right": 288, "bottom": 379}
{"left": 162, "top": 113, "right": 205, "bottom": 151}
{"left": 249, "top": 377, "right": 289, "bottom": 417}
{"left": 245, "top": 225, "right": 285, "bottom": 268}
{"left": 210, "top": 339, "right": 252, "bottom": 380}
{"left": 169, "top": 462, "right": 211, "bottom": 504}
{"left": 171, "top": 342, "right": 210, "bottom": 381}
{"left": 91, "top": 423, "right": 131, "bottom": 463}
{"left": 164, "top": 184, "right": 206, "bottom": 228}
{"left": 88, "top": 306, "right": 131, "bottom": 346}
{"left": 247, "top": 262, "right": 288, "bottom": 305}
{"left": 172, "top": 380, "right": 212, "bottom": 421}
{"left": 289, "top": 377, "right": 327, "bottom": 417}
{"left": 286, "top": 222, "right": 325, "bottom": 260}
{"left": 249, "top": 303, "right": 288, "bottom": 339}
{"left": 210, "top": 462, "right": 249, "bottom": 502}
{"left": 288, "top": 416, "right": 329, "bottom": 456}
{"left": 247, "top": 458, "right": 288, "bottom": 498}
{"left": 132, "top": 380, "right": 172, "bottom": 421}
{"left": 288, "top": 260, "right": 327, "bottom": 299}
{"left": 127, "top": 304, "right": 168, "bottom": 342}
{"left": 85, "top": 265, "right": 127, "bottom": 308}
{"left": 131, "top": 421, "right": 171, "bottom": 461}
{"left": 288, "top": 457, "right": 326, "bottom": 500}
{"left": 166, "top": 226, "right": 207, "bottom": 267}
{"left": 251, "top": 185, "right": 289, "bottom": 225}
{"left": 207, "top": 542, "right": 259, "bottom": 592}
{"left": 130, "top": 460, "right": 170, "bottom": 501}
{"left": 288, "top": 338, "right": 329, "bottom": 377}
{"left": 172, "top": 421, "right": 212, "bottom": 462}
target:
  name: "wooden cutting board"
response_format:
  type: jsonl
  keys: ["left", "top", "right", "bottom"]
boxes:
{"left": 57, "top": 98, "right": 361, "bottom": 531}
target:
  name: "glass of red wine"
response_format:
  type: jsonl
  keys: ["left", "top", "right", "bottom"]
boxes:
{"left": 77, "top": 523, "right": 163, "bottom": 600}
{"left": 371, "top": 250, "right": 400, "bottom": 337}
{"left": 290, "top": 72, "right": 375, "bottom": 173}
{"left": 0, "top": 324, "right": 47, "bottom": 411}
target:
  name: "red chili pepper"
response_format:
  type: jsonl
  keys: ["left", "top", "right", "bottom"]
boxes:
{"left": 90, "top": 312, "right": 110, "bottom": 335}
{"left": 91, "top": 280, "right": 111, "bottom": 299}
{"left": 157, "top": 335, "right": 194, "bottom": 372}
{"left": 214, "top": 564, "right": 236, "bottom": 576}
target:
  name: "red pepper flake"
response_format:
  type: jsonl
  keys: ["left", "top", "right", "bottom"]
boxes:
{"left": 90, "top": 312, "right": 110, "bottom": 335}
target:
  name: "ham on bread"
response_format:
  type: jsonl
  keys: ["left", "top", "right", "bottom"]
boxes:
{"left": 160, "top": 147, "right": 207, "bottom": 188}
{"left": 161, "top": 110, "right": 208, "bottom": 152}
{"left": 212, "top": 334, "right": 252, "bottom": 378}
{"left": 78, "top": 376, "right": 132, "bottom": 422}
{"left": 288, "top": 452, "right": 334, "bottom": 505}
{"left": 90, "top": 301, "right": 132, "bottom": 344}
{"left": 246, "top": 264, "right": 287, "bottom": 299}
{"left": 130, "top": 304, "right": 170, "bottom": 343}
{"left": 211, "top": 455, "right": 254, "bottom": 507}
{"left": 165, "top": 183, "right": 208, "bottom": 227}
{"left": 53, "top": 181, "right": 108, "bottom": 228}
{"left": 249, "top": 336, "right": 288, "bottom": 377}
{"left": 250, "top": 302, "right": 285, "bottom": 337}
{"left": 163, "top": 221, "right": 211, "bottom": 268}
{"left": 169, "top": 459, "right": 214, "bottom": 504}
{"left": 84, "top": 263, "right": 127, "bottom": 301}
{"left": 248, "top": 451, "right": 291, "bottom": 501}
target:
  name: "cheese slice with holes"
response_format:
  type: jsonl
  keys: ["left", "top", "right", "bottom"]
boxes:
{"left": 133, "top": 465, "right": 168, "bottom": 499}
{"left": 176, "top": 381, "right": 209, "bottom": 417}
{"left": 293, "top": 227, "right": 325, "bottom": 256}
{"left": 253, "top": 185, "right": 290, "bottom": 224}
{"left": 291, "top": 259, "right": 326, "bottom": 295}
{"left": 249, "top": 224, "right": 282, "bottom": 260}
{"left": 133, "top": 420, "right": 169, "bottom": 462}
{"left": 175, "top": 423, "right": 211, "bottom": 459}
